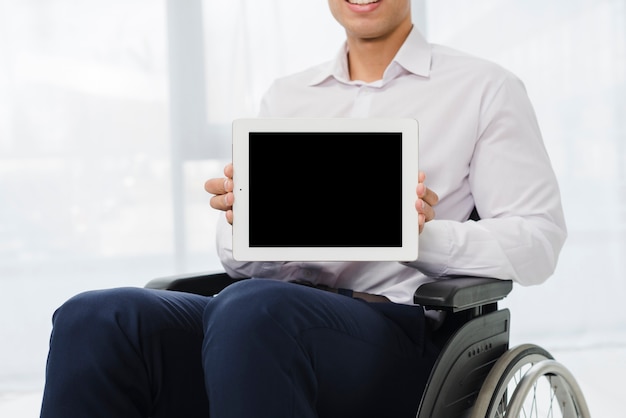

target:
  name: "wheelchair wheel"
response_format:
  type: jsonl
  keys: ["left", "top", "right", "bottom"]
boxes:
{"left": 470, "top": 344, "right": 590, "bottom": 418}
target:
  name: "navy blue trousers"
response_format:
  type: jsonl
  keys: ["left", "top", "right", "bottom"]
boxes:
{"left": 40, "top": 279, "right": 439, "bottom": 418}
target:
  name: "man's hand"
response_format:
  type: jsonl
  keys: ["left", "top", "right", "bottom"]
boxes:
{"left": 416, "top": 171, "right": 438, "bottom": 234}
{"left": 204, "top": 163, "right": 234, "bottom": 224}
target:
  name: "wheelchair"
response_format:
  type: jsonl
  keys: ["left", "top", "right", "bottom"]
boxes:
{"left": 146, "top": 271, "right": 590, "bottom": 418}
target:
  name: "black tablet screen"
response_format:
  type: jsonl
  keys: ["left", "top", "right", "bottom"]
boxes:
{"left": 248, "top": 132, "right": 403, "bottom": 247}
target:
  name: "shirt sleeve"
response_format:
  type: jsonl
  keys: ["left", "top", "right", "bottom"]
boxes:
{"left": 405, "top": 74, "right": 567, "bottom": 286}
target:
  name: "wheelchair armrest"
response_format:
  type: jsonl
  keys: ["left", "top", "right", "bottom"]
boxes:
{"left": 414, "top": 276, "right": 512, "bottom": 312}
{"left": 144, "top": 271, "right": 239, "bottom": 296}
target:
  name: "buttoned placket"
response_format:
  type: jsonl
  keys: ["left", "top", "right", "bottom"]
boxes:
{"left": 347, "top": 67, "right": 401, "bottom": 117}
{"left": 349, "top": 84, "right": 380, "bottom": 118}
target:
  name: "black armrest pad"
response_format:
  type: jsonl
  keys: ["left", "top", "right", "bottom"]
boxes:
{"left": 145, "top": 271, "right": 240, "bottom": 296}
{"left": 414, "top": 276, "right": 513, "bottom": 312}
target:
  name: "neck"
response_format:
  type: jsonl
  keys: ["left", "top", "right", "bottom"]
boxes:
{"left": 347, "top": 21, "right": 413, "bottom": 82}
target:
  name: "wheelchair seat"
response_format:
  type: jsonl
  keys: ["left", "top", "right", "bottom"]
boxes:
{"left": 146, "top": 273, "right": 590, "bottom": 418}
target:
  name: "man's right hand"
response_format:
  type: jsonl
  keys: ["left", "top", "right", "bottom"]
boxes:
{"left": 204, "top": 163, "right": 234, "bottom": 224}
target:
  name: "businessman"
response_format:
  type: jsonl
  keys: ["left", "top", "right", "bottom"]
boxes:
{"left": 41, "top": 1, "right": 567, "bottom": 417}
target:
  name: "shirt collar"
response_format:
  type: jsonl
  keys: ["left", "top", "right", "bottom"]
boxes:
{"left": 308, "top": 27, "right": 432, "bottom": 87}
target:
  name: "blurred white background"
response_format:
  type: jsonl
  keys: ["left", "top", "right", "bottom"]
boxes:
{"left": 0, "top": 0, "right": 624, "bottom": 416}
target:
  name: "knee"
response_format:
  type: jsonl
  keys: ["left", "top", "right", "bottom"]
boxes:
{"left": 51, "top": 287, "right": 157, "bottom": 341}
{"left": 206, "top": 279, "right": 299, "bottom": 314}
{"left": 203, "top": 280, "right": 304, "bottom": 335}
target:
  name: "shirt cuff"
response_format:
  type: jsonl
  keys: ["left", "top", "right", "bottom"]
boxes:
{"left": 402, "top": 220, "right": 451, "bottom": 277}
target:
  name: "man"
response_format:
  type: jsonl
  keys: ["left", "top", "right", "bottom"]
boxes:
{"left": 40, "top": 1, "right": 566, "bottom": 417}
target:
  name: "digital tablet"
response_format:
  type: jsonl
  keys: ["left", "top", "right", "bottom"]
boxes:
{"left": 232, "top": 118, "right": 419, "bottom": 262}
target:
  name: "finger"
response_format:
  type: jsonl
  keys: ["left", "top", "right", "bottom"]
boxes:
{"left": 416, "top": 198, "right": 436, "bottom": 221}
{"left": 205, "top": 176, "right": 234, "bottom": 195}
{"left": 205, "top": 177, "right": 225, "bottom": 195}
{"left": 416, "top": 172, "right": 436, "bottom": 235}
{"left": 423, "top": 202, "right": 436, "bottom": 222}
{"left": 417, "top": 182, "right": 439, "bottom": 206}
{"left": 224, "top": 163, "right": 233, "bottom": 178}
{"left": 422, "top": 186, "right": 439, "bottom": 207}
{"left": 210, "top": 191, "right": 234, "bottom": 211}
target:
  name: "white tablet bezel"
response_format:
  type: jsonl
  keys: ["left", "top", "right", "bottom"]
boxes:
{"left": 232, "top": 118, "right": 419, "bottom": 262}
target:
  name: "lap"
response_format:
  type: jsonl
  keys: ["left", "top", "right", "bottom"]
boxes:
{"left": 61, "top": 280, "right": 427, "bottom": 350}
{"left": 204, "top": 279, "right": 439, "bottom": 417}
{"left": 209, "top": 278, "right": 427, "bottom": 351}
{"left": 50, "top": 281, "right": 438, "bottom": 418}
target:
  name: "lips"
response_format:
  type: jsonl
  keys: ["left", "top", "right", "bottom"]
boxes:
{"left": 346, "top": 0, "right": 381, "bottom": 12}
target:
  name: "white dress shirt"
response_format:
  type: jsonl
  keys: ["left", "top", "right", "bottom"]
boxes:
{"left": 216, "top": 28, "right": 567, "bottom": 305}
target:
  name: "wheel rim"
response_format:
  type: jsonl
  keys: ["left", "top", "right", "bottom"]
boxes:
{"left": 506, "top": 359, "right": 591, "bottom": 418}
{"left": 471, "top": 344, "right": 590, "bottom": 418}
{"left": 489, "top": 353, "right": 550, "bottom": 418}
{"left": 470, "top": 344, "right": 552, "bottom": 418}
